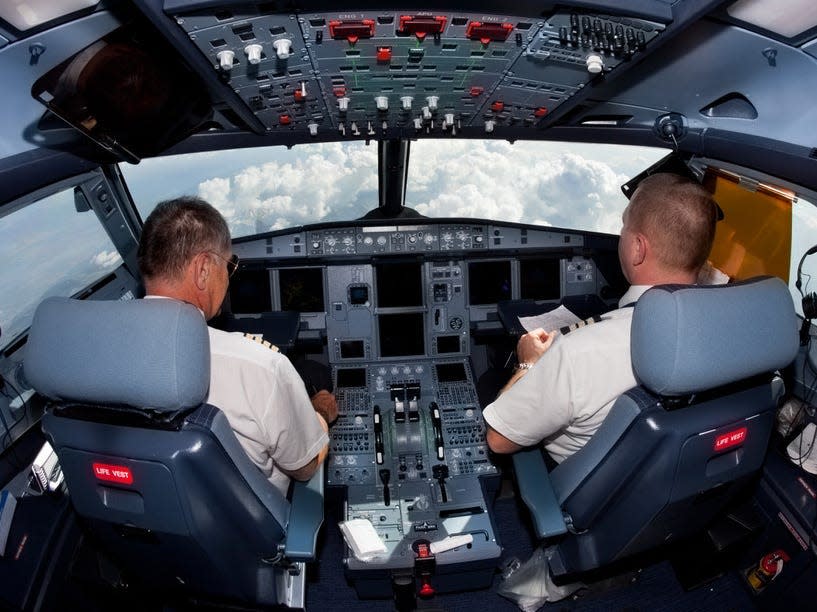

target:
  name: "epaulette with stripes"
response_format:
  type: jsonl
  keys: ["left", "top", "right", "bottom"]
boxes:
{"left": 242, "top": 332, "right": 279, "bottom": 352}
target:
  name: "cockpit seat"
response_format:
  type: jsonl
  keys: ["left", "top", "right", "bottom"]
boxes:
{"left": 24, "top": 297, "right": 323, "bottom": 609}
{"left": 512, "top": 276, "right": 798, "bottom": 579}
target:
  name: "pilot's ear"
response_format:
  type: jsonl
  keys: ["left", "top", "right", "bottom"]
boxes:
{"left": 632, "top": 232, "right": 648, "bottom": 267}
{"left": 191, "top": 252, "right": 211, "bottom": 291}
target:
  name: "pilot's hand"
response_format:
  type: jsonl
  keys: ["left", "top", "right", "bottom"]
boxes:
{"left": 516, "top": 327, "right": 556, "bottom": 365}
{"left": 311, "top": 389, "right": 338, "bottom": 426}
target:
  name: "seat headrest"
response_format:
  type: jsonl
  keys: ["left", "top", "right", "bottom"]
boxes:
{"left": 631, "top": 277, "right": 798, "bottom": 396}
{"left": 25, "top": 297, "right": 209, "bottom": 412}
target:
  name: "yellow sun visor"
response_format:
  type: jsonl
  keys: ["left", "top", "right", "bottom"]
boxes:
{"left": 704, "top": 169, "right": 793, "bottom": 282}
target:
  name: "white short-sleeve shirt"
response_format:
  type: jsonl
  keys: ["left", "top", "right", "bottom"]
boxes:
{"left": 206, "top": 327, "right": 328, "bottom": 496}
{"left": 483, "top": 285, "right": 650, "bottom": 463}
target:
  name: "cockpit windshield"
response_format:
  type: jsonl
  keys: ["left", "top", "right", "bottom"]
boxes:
{"left": 123, "top": 140, "right": 666, "bottom": 238}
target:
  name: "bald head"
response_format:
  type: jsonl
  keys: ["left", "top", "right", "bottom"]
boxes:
{"left": 623, "top": 173, "right": 718, "bottom": 279}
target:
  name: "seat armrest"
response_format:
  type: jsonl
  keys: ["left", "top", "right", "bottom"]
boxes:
{"left": 513, "top": 448, "right": 568, "bottom": 539}
{"left": 284, "top": 463, "right": 325, "bottom": 561}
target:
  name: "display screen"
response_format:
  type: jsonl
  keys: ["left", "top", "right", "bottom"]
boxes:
{"left": 229, "top": 268, "right": 271, "bottom": 314}
{"left": 337, "top": 368, "right": 367, "bottom": 388}
{"left": 349, "top": 285, "right": 369, "bottom": 305}
{"left": 436, "top": 335, "right": 461, "bottom": 354}
{"left": 436, "top": 362, "right": 467, "bottom": 383}
{"left": 280, "top": 267, "right": 324, "bottom": 312}
{"left": 340, "top": 340, "right": 365, "bottom": 359}
{"left": 520, "top": 258, "right": 561, "bottom": 300}
{"left": 376, "top": 262, "right": 423, "bottom": 307}
{"left": 378, "top": 313, "right": 425, "bottom": 357}
{"left": 468, "top": 261, "right": 512, "bottom": 305}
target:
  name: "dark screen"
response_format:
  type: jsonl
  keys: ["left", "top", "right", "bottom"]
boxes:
{"left": 280, "top": 268, "right": 324, "bottom": 312}
{"left": 520, "top": 259, "right": 561, "bottom": 300}
{"left": 435, "top": 362, "right": 467, "bottom": 382}
{"left": 468, "top": 261, "right": 512, "bottom": 305}
{"left": 349, "top": 285, "right": 369, "bottom": 305}
{"left": 337, "top": 368, "right": 367, "bottom": 388}
{"left": 376, "top": 263, "right": 423, "bottom": 307}
{"left": 229, "top": 268, "right": 271, "bottom": 314}
{"left": 340, "top": 340, "right": 365, "bottom": 359}
{"left": 378, "top": 313, "right": 425, "bottom": 357}
{"left": 436, "top": 335, "right": 461, "bottom": 354}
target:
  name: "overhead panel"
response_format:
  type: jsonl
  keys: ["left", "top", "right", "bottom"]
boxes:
{"left": 170, "top": 7, "right": 665, "bottom": 139}
{"left": 500, "top": 12, "right": 663, "bottom": 128}
{"left": 299, "top": 12, "right": 537, "bottom": 135}
{"left": 177, "top": 7, "right": 328, "bottom": 134}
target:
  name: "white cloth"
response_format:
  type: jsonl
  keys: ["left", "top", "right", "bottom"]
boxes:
{"left": 207, "top": 327, "right": 328, "bottom": 496}
{"left": 483, "top": 286, "right": 650, "bottom": 463}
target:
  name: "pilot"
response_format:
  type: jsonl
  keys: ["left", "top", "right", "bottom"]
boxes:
{"left": 138, "top": 196, "right": 336, "bottom": 494}
{"left": 484, "top": 173, "right": 718, "bottom": 462}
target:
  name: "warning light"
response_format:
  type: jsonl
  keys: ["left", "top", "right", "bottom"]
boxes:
{"left": 419, "top": 578, "right": 435, "bottom": 598}
{"left": 279, "top": 114, "right": 292, "bottom": 125}
{"left": 713, "top": 426, "right": 747, "bottom": 452}
{"left": 398, "top": 15, "right": 448, "bottom": 36}
{"left": 333, "top": 86, "right": 347, "bottom": 98}
{"left": 93, "top": 462, "right": 133, "bottom": 485}
{"left": 490, "top": 101, "right": 504, "bottom": 112}
{"left": 329, "top": 19, "right": 376, "bottom": 42}
{"left": 294, "top": 89, "right": 306, "bottom": 102}
{"left": 534, "top": 107, "right": 548, "bottom": 117}
{"left": 469, "top": 86, "right": 484, "bottom": 97}
{"left": 376, "top": 46, "right": 392, "bottom": 62}
{"left": 466, "top": 21, "right": 513, "bottom": 43}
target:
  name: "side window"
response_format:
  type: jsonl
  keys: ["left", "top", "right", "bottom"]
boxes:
{"left": 791, "top": 197, "right": 817, "bottom": 318}
{"left": 0, "top": 185, "right": 124, "bottom": 452}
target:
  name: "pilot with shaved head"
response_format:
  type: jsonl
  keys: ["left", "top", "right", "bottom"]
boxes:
{"left": 484, "top": 173, "right": 718, "bottom": 461}
{"left": 138, "top": 196, "right": 336, "bottom": 494}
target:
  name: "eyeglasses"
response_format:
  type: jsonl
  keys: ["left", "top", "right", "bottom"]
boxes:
{"left": 208, "top": 251, "right": 240, "bottom": 278}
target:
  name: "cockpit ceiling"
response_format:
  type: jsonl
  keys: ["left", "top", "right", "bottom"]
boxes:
{"left": 2, "top": 0, "right": 817, "bottom": 192}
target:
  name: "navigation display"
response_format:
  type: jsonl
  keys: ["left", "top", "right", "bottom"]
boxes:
{"left": 468, "top": 261, "right": 512, "bottom": 305}
{"left": 280, "top": 267, "right": 324, "bottom": 312}
{"left": 229, "top": 268, "right": 271, "bottom": 313}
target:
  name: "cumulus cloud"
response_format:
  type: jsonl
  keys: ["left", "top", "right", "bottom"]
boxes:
{"left": 409, "top": 142, "right": 638, "bottom": 234}
{"left": 189, "top": 140, "right": 663, "bottom": 238}
{"left": 91, "top": 250, "right": 122, "bottom": 269}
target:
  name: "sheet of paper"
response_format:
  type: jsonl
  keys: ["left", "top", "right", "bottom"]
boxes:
{"left": 518, "top": 305, "right": 582, "bottom": 333}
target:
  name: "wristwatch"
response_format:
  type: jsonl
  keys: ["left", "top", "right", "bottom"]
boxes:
{"left": 514, "top": 362, "right": 534, "bottom": 372}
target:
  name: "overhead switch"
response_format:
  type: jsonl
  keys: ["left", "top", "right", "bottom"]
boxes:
{"left": 586, "top": 54, "right": 604, "bottom": 74}
{"left": 244, "top": 43, "right": 263, "bottom": 65}
{"left": 376, "top": 46, "right": 392, "bottom": 62}
{"left": 272, "top": 38, "right": 293, "bottom": 59}
{"left": 216, "top": 49, "right": 235, "bottom": 71}
{"left": 401, "top": 96, "right": 413, "bottom": 110}
{"left": 338, "top": 97, "right": 350, "bottom": 112}
{"left": 426, "top": 96, "right": 439, "bottom": 111}
{"left": 308, "top": 122, "right": 318, "bottom": 136}
{"left": 375, "top": 96, "right": 389, "bottom": 111}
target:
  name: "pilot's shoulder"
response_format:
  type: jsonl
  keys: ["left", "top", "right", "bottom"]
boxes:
{"left": 208, "top": 327, "right": 282, "bottom": 361}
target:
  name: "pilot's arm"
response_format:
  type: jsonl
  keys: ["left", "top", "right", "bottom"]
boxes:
{"left": 484, "top": 328, "right": 566, "bottom": 455}
{"left": 278, "top": 412, "right": 330, "bottom": 481}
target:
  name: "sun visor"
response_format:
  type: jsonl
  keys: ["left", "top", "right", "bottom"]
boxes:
{"left": 31, "top": 24, "right": 212, "bottom": 163}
